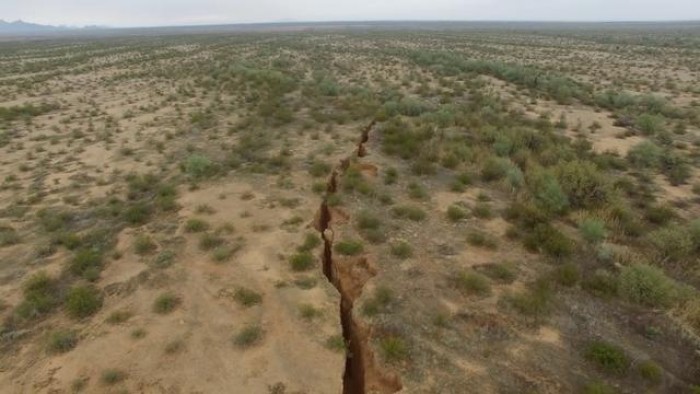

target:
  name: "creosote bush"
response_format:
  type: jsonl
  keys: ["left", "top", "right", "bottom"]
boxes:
{"left": 619, "top": 264, "right": 677, "bottom": 308}
{"left": 65, "top": 285, "right": 102, "bottom": 319}
{"left": 584, "top": 341, "right": 629, "bottom": 375}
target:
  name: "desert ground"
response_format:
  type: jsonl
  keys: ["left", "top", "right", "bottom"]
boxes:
{"left": 1, "top": 23, "right": 700, "bottom": 393}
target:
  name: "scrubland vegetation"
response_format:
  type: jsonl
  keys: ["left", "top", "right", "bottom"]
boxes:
{"left": 0, "top": 22, "right": 699, "bottom": 393}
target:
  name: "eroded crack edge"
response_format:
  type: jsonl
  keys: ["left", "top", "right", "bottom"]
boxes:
{"left": 315, "top": 120, "right": 403, "bottom": 394}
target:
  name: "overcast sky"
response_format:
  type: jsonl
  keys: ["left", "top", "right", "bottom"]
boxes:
{"left": 2, "top": 0, "right": 698, "bottom": 27}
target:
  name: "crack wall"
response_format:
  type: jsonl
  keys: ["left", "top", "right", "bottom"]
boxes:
{"left": 316, "top": 120, "right": 402, "bottom": 394}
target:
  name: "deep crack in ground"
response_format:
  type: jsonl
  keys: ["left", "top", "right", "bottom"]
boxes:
{"left": 315, "top": 120, "right": 402, "bottom": 394}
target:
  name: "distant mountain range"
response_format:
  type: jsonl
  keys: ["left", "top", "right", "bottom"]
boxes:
{"left": 0, "top": 20, "right": 103, "bottom": 35}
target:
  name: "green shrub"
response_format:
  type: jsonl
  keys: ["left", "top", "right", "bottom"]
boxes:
{"left": 583, "top": 380, "right": 617, "bottom": 394}
{"left": 183, "top": 154, "right": 217, "bottom": 179}
{"left": 529, "top": 170, "right": 569, "bottom": 215}
{"left": 69, "top": 249, "right": 103, "bottom": 279}
{"left": 455, "top": 271, "right": 491, "bottom": 296}
{"left": 152, "top": 250, "right": 176, "bottom": 269}
{"left": 446, "top": 204, "right": 468, "bottom": 222}
{"left": 153, "top": 292, "right": 180, "bottom": 314}
{"left": 0, "top": 225, "right": 19, "bottom": 246}
{"left": 480, "top": 263, "right": 517, "bottom": 283}
{"left": 627, "top": 141, "right": 662, "bottom": 168}
{"left": 299, "top": 304, "right": 321, "bottom": 320}
{"left": 554, "top": 160, "right": 610, "bottom": 209}
{"left": 16, "top": 271, "right": 59, "bottom": 319}
{"left": 636, "top": 114, "right": 664, "bottom": 135}
{"left": 638, "top": 360, "right": 663, "bottom": 385}
{"left": 619, "top": 264, "right": 677, "bottom": 308}
{"left": 481, "top": 157, "right": 511, "bottom": 182}
{"left": 583, "top": 270, "right": 618, "bottom": 299}
{"left": 308, "top": 160, "right": 331, "bottom": 177}
{"left": 356, "top": 210, "right": 381, "bottom": 230}
{"left": 234, "top": 325, "right": 263, "bottom": 348}
{"left": 472, "top": 202, "right": 493, "bottom": 219}
{"left": 579, "top": 219, "right": 606, "bottom": 244}
{"left": 390, "top": 241, "right": 412, "bottom": 259}
{"left": 391, "top": 205, "right": 426, "bottom": 221}
{"left": 297, "top": 233, "right": 321, "bottom": 252}
{"left": 290, "top": 251, "right": 315, "bottom": 271}
{"left": 503, "top": 279, "right": 552, "bottom": 319}
{"left": 467, "top": 230, "right": 498, "bottom": 249}
{"left": 584, "top": 341, "right": 629, "bottom": 375}
{"left": 123, "top": 202, "right": 152, "bottom": 225}
{"left": 184, "top": 218, "right": 209, "bottom": 233}
{"left": 335, "top": 240, "right": 364, "bottom": 256}
{"left": 648, "top": 224, "right": 693, "bottom": 262}
{"left": 101, "top": 369, "right": 126, "bottom": 385}
{"left": 234, "top": 288, "right": 262, "bottom": 307}
{"left": 133, "top": 235, "right": 157, "bottom": 255}
{"left": 362, "top": 287, "right": 393, "bottom": 316}
{"left": 380, "top": 336, "right": 409, "bottom": 363}
{"left": 554, "top": 262, "right": 580, "bottom": 287}
{"left": 65, "top": 286, "right": 102, "bottom": 319}
{"left": 106, "top": 310, "right": 132, "bottom": 324}
{"left": 407, "top": 182, "right": 429, "bottom": 200}
{"left": 523, "top": 223, "right": 573, "bottom": 259}
{"left": 198, "top": 233, "right": 224, "bottom": 251}
{"left": 46, "top": 329, "right": 78, "bottom": 354}
{"left": 644, "top": 205, "right": 675, "bottom": 225}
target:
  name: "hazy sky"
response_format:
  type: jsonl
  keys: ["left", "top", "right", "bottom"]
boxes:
{"left": 2, "top": 0, "right": 698, "bottom": 27}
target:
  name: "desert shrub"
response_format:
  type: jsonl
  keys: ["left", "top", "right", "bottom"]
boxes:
{"left": 380, "top": 336, "right": 409, "bottom": 363}
{"left": 644, "top": 204, "right": 676, "bottom": 225}
{"left": 390, "top": 241, "right": 412, "bottom": 259}
{"left": 391, "top": 205, "right": 426, "bottom": 221}
{"left": 583, "top": 380, "right": 617, "bottom": 394}
{"left": 234, "top": 288, "right": 262, "bottom": 307}
{"left": 16, "top": 271, "right": 59, "bottom": 319}
{"left": 472, "top": 202, "right": 493, "bottom": 219}
{"left": 638, "top": 360, "right": 663, "bottom": 385}
{"left": 466, "top": 230, "right": 498, "bottom": 249}
{"left": 554, "top": 160, "right": 610, "bottom": 209}
{"left": 184, "top": 218, "right": 209, "bottom": 233}
{"left": 325, "top": 335, "right": 347, "bottom": 353}
{"left": 627, "top": 141, "right": 662, "bottom": 168}
{"left": 308, "top": 160, "right": 331, "bottom": 177}
{"left": 46, "top": 329, "right": 78, "bottom": 354}
{"left": 528, "top": 169, "right": 569, "bottom": 215}
{"left": 659, "top": 153, "right": 691, "bottom": 185}
{"left": 636, "top": 114, "right": 664, "bottom": 135}
{"left": 106, "top": 310, "right": 132, "bottom": 324}
{"left": 407, "top": 182, "right": 429, "bottom": 200}
{"left": 584, "top": 341, "right": 629, "bottom": 375}
{"left": 0, "top": 225, "right": 19, "bottom": 246}
{"left": 481, "top": 157, "right": 512, "bottom": 182}
{"left": 299, "top": 304, "right": 321, "bottom": 320}
{"left": 65, "top": 286, "right": 102, "bottom": 319}
{"left": 198, "top": 233, "right": 224, "bottom": 251}
{"left": 153, "top": 292, "right": 180, "bottom": 314}
{"left": 152, "top": 250, "right": 176, "bottom": 269}
{"left": 446, "top": 204, "right": 468, "bottom": 222}
{"left": 183, "top": 154, "right": 218, "bottom": 179}
{"left": 503, "top": 279, "right": 553, "bottom": 319}
{"left": 583, "top": 270, "right": 618, "bottom": 299}
{"left": 123, "top": 202, "right": 152, "bottom": 225}
{"left": 234, "top": 325, "right": 263, "bottom": 348}
{"left": 101, "top": 369, "right": 126, "bottom": 385}
{"left": 133, "top": 235, "right": 157, "bottom": 255}
{"left": 579, "top": 218, "right": 607, "bottom": 244}
{"left": 480, "top": 263, "right": 517, "bottom": 283}
{"left": 619, "top": 264, "right": 677, "bottom": 308}
{"left": 212, "top": 244, "right": 238, "bottom": 262}
{"left": 335, "top": 240, "right": 364, "bottom": 256}
{"left": 356, "top": 211, "right": 381, "bottom": 230}
{"left": 648, "top": 224, "right": 693, "bottom": 262}
{"left": 290, "top": 251, "right": 315, "bottom": 271}
{"left": 455, "top": 271, "right": 491, "bottom": 296}
{"left": 384, "top": 168, "right": 398, "bottom": 185}
{"left": 522, "top": 223, "right": 573, "bottom": 259}
{"left": 554, "top": 262, "right": 580, "bottom": 287}
{"left": 362, "top": 286, "right": 393, "bottom": 316}
{"left": 297, "top": 233, "right": 321, "bottom": 252}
